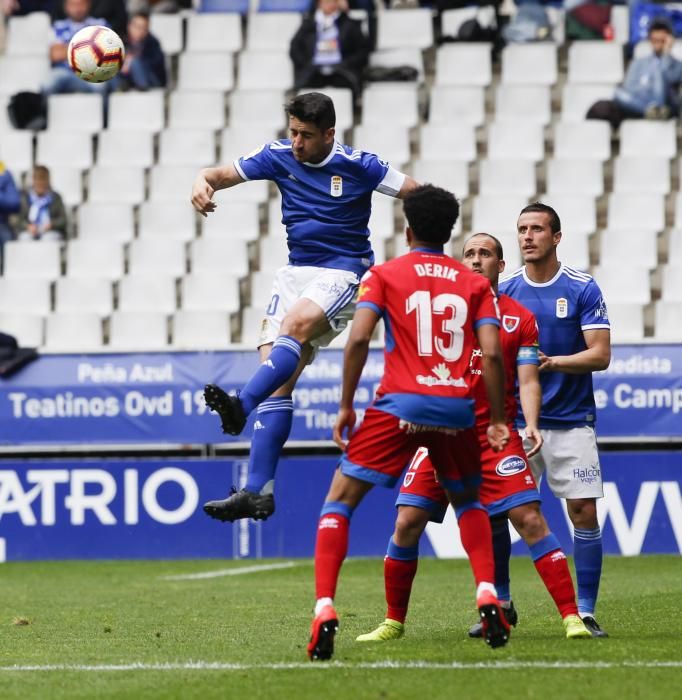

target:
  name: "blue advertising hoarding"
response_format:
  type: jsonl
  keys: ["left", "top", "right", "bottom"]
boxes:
{"left": 0, "top": 453, "right": 679, "bottom": 562}
{"left": 0, "top": 344, "right": 681, "bottom": 446}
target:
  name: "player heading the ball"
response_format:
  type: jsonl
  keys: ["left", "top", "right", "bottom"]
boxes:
{"left": 190, "top": 92, "right": 419, "bottom": 523}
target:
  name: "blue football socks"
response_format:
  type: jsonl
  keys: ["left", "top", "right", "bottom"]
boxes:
{"left": 573, "top": 526, "right": 603, "bottom": 616}
{"left": 240, "top": 336, "right": 302, "bottom": 416}
{"left": 245, "top": 397, "right": 294, "bottom": 495}
{"left": 491, "top": 516, "right": 512, "bottom": 602}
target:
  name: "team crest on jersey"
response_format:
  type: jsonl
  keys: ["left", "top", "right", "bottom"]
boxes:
{"left": 357, "top": 283, "right": 370, "bottom": 300}
{"left": 330, "top": 176, "right": 343, "bottom": 197}
{"left": 495, "top": 456, "right": 527, "bottom": 477}
{"left": 502, "top": 315, "right": 520, "bottom": 333}
{"left": 556, "top": 297, "right": 568, "bottom": 318}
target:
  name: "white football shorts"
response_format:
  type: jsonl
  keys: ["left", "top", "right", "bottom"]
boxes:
{"left": 521, "top": 426, "right": 603, "bottom": 499}
{"left": 257, "top": 265, "right": 359, "bottom": 351}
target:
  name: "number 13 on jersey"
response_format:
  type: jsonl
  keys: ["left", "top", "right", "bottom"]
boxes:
{"left": 406, "top": 290, "right": 469, "bottom": 362}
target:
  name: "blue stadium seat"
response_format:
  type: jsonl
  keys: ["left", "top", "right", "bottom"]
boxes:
{"left": 258, "top": 0, "right": 312, "bottom": 12}
{"left": 199, "top": 0, "right": 249, "bottom": 14}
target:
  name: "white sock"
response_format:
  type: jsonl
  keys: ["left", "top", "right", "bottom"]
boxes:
{"left": 476, "top": 582, "right": 497, "bottom": 599}
{"left": 315, "top": 597, "right": 334, "bottom": 616}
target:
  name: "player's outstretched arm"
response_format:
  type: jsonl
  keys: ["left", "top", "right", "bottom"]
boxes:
{"left": 517, "top": 363, "right": 543, "bottom": 458}
{"left": 333, "top": 307, "right": 379, "bottom": 450}
{"left": 476, "top": 323, "right": 510, "bottom": 452}
{"left": 190, "top": 163, "right": 244, "bottom": 217}
{"left": 538, "top": 328, "right": 611, "bottom": 374}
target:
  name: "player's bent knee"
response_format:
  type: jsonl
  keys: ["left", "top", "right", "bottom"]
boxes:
{"left": 567, "top": 498, "right": 598, "bottom": 529}
{"left": 510, "top": 505, "right": 548, "bottom": 540}
{"left": 394, "top": 507, "right": 429, "bottom": 546}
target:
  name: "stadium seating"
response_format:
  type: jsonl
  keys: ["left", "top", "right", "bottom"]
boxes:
{"left": 186, "top": 13, "right": 243, "bottom": 53}
{"left": 420, "top": 125, "right": 477, "bottom": 163}
{"left": 605, "top": 303, "right": 645, "bottom": 343}
{"left": 88, "top": 166, "right": 146, "bottom": 205}
{"left": 109, "top": 312, "right": 169, "bottom": 350}
{"left": 246, "top": 12, "right": 302, "bottom": 51}
{"left": 428, "top": 86, "right": 485, "bottom": 126}
{"left": 377, "top": 8, "right": 433, "bottom": 51}
{"left": 54, "top": 277, "right": 114, "bottom": 315}
{"left": 500, "top": 44, "right": 558, "bottom": 85}
{"left": 169, "top": 91, "right": 226, "bottom": 130}
{"left": 0, "top": 312, "right": 44, "bottom": 346}
{"left": 47, "top": 94, "right": 104, "bottom": 134}
{"left": 118, "top": 275, "right": 178, "bottom": 314}
{"left": 0, "top": 278, "right": 52, "bottom": 315}
{"left": 567, "top": 41, "right": 624, "bottom": 84}
{"left": 108, "top": 92, "right": 165, "bottom": 133}
{"left": 172, "top": 310, "right": 232, "bottom": 350}
{"left": 435, "top": 44, "right": 492, "bottom": 86}
{"left": 2, "top": 240, "right": 61, "bottom": 279}
{"left": 2, "top": 5, "right": 679, "bottom": 349}
{"left": 44, "top": 312, "right": 103, "bottom": 351}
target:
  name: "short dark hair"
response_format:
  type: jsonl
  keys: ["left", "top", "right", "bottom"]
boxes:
{"left": 403, "top": 184, "right": 460, "bottom": 246}
{"left": 464, "top": 232, "right": 504, "bottom": 260}
{"left": 33, "top": 164, "right": 50, "bottom": 180}
{"left": 131, "top": 11, "right": 150, "bottom": 21}
{"left": 285, "top": 93, "right": 336, "bottom": 131}
{"left": 519, "top": 202, "right": 561, "bottom": 233}
{"left": 649, "top": 18, "right": 673, "bottom": 35}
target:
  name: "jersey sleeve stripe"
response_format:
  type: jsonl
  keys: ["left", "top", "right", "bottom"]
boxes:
{"left": 581, "top": 323, "right": 610, "bottom": 330}
{"left": 233, "top": 158, "right": 248, "bottom": 181}
{"left": 474, "top": 317, "right": 501, "bottom": 329}
{"left": 356, "top": 301, "right": 383, "bottom": 315}
{"left": 375, "top": 165, "right": 405, "bottom": 197}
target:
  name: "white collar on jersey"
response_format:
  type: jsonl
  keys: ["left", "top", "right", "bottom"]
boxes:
{"left": 521, "top": 262, "right": 564, "bottom": 288}
{"left": 303, "top": 140, "right": 339, "bottom": 168}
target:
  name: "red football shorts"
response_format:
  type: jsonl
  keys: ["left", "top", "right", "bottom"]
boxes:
{"left": 396, "top": 427, "right": 540, "bottom": 522}
{"left": 338, "top": 406, "right": 481, "bottom": 492}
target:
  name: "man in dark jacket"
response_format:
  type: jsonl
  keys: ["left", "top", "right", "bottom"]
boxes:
{"left": 119, "top": 12, "right": 167, "bottom": 90}
{"left": 290, "top": 0, "right": 369, "bottom": 99}
{"left": 17, "top": 165, "right": 67, "bottom": 241}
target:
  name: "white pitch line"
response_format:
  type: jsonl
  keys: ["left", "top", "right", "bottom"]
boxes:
{"left": 1, "top": 660, "right": 681, "bottom": 672}
{"left": 160, "top": 561, "right": 297, "bottom": 581}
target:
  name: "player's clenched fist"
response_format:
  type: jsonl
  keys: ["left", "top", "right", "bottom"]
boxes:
{"left": 191, "top": 173, "right": 217, "bottom": 217}
{"left": 486, "top": 421, "right": 510, "bottom": 452}
{"left": 333, "top": 407, "right": 357, "bottom": 451}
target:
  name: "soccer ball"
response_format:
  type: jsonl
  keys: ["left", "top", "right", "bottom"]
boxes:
{"left": 67, "top": 25, "right": 125, "bottom": 83}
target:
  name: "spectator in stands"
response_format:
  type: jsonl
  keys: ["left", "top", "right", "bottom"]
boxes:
{"left": 118, "top": 12, "right": 166, "bottom": 90}
{"left": 0, "top": 162, "right": 20, "bottom": 265}
{"left": 17, "top": 166, "right": 67, "bottom": 242}
{"left": 0, "top": 0, "right": 58, "bottom": 17}
{"left": 42, "top": 0, "right": 118, "bottom": 96}
{"left": 53, "top": 0, "right": 127, "bottom": 38}
{"left": 586, "top": 19, "right": 682, "bottom": 128}
{"left": 290, "top": 0, "right": 370, "bottom": 100}
{"left": 127, "top": 0, "right": 180, "bottom": 15}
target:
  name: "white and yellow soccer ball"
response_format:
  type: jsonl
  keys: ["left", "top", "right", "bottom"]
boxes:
{"left": 67, "top": 25, "right": 125, "bottom": 83}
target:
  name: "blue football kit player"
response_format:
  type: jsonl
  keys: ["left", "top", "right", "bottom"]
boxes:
{"left": 190, "top": 92, "right": 419, "bottom": 522}
{"left": 498, "top": 202, "right": 612, "bottom": 637}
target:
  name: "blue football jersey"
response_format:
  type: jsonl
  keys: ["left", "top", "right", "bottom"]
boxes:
{"left": 234, "top": 140, "right": 404, "bottom": 277}
{"left": 499, "top": 264, "right": 610, "bottom": 429}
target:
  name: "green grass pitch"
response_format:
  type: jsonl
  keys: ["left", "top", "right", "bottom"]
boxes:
{"left": 1, "top": 556, "right": 680, "bottom": 699}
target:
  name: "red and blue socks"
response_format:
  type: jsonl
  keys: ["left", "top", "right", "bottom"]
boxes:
{"left": 384, "top": 538, "right": 419, "bottom": 624}
{"left": 455, "top": 501, "right": 495, "bottom": 586}
{"left": 314, "top": 502, "right": 352, "bottom": 603}
{"left": 573, "top": 526, "right": 603, "bottom": 616}
{"left": 530, "top": 533, "right": 579, "bottom": 619}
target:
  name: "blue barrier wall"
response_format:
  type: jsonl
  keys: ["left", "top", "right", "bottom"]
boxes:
{"left": 1, "top": 452, "right": 679, "bottom": 561}
{"left": 0, "top": 344, "right": 681, "bottom": 444}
